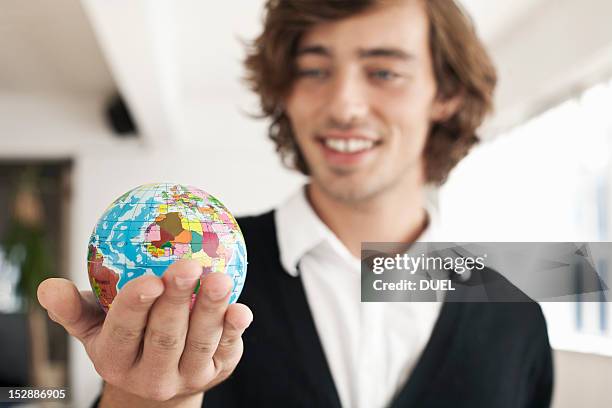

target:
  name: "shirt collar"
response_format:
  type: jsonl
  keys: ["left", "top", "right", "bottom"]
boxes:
{"left": 274, "top": 185, "right": 440, "bottom": 277}
{"left": 275, "top": 186, "right": 329, "bottom": 276}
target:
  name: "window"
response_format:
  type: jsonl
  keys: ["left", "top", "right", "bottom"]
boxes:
{"left": 439, "top": 77, "right": 612, "bottom": 355}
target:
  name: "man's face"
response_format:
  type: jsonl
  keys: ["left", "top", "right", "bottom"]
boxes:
{"left": 285, "top": 0, "right": 449, "bottom": 203}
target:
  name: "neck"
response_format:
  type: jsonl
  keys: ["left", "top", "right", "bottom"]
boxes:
{"left": 307, "top": 175, "right": 428, "bottom": 258}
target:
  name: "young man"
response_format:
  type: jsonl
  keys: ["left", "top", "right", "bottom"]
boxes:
{"left": 37, "top": 0, "right": 553, "bottom": 407}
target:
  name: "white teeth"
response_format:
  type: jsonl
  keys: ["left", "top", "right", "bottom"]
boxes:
{"left": 324, "top": 138, "right": 375, "bottom": 153}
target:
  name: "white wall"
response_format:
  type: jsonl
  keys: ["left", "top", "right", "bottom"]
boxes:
{"left": 0, "top": 93, "right": 122, "bottom": 158}
{"left": 553, "top": 350, "right": 612, "bottom": 408}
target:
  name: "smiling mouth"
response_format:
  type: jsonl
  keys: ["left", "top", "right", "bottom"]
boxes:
{"left": 316, "top": 136, "right": 382, "bottom": 154}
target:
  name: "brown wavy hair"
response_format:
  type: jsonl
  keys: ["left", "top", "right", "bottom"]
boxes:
{"left": 243, "top": 0, "right": 497, "bottom": 185}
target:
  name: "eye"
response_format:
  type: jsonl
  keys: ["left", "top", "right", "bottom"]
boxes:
{"left": 296, "top": 68, "right": 329, "bottom": 79}
{"left": 369, "top": 69, "right": 400, "bottom": 81}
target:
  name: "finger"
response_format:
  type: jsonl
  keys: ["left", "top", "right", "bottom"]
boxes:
{"left": 179, "top": 272, "right": 233, "bottom": 380}
{"left": 94, "top": 275, "right": 164, "bottom": 373}
{"left": 210, "top": 303, "right": 252, "bottom": 380}
{"left": 139, "top": 259, "right": 203, "bottom": 376}
{"left": 37, "top": 278, "right": 105, "bottom": 344}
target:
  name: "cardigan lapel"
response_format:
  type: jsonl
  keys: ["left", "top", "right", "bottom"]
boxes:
{"left": 388, "top": 275, "right": 469, "bottom": 408}
{"left": 277, "top": 269, "right": 343, "bottom": 408}
{"left": 270, "top": 212, "right": 341, "bottom": 407}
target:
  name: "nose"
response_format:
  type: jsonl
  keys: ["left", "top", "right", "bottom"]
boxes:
{"left": 326, "top": 67, "right": 369, "bottom": 128}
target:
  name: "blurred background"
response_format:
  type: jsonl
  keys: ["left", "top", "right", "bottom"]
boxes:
{"left": 0, "top": 0, "right": 611, "bottom": 407}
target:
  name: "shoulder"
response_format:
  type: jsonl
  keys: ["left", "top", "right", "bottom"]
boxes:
{"left": 450, "top": 266, "right": 550, "bottom": 340}
{"left": 462, "top": 299, "right": 549, "bottom": 340}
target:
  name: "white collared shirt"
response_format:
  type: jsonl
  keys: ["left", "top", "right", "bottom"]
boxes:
{"left": 275, "top": 187, "right": 442, "bottom": 408}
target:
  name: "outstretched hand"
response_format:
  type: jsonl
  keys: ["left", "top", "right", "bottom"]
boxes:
{"left": 37, "top": 260, "right": 252, "bottom": 405}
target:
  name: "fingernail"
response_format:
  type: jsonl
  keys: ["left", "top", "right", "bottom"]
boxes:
{"left": 175, "top": 276, "right": 200, "bottom": 290}
{"left": 206, "top": 284, "right": 230, "bottom": 301}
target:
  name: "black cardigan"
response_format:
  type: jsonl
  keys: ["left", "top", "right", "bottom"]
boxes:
{"left": 94, "top": 211, "right": 553, "bottom": 407}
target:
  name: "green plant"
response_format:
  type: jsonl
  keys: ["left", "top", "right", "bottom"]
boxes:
{"left": 2, "top": 169, "right": 53, "bottom": 308}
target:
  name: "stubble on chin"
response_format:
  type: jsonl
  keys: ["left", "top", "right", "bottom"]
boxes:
{"left": 311, "top": 169, "right": 386, "bottom": 205}
{"left": 312, "top": 156, "right": 424, "bottom": 206}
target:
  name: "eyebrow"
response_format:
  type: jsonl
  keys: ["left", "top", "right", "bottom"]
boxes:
{"left": 295, "top": 45, "right": 330, "bottom": 57}
{"left": 295, "top": 45, "right": 416, "bottom": 61}
{"left": 358, "top": 47, "right": 415, "bottom": 61}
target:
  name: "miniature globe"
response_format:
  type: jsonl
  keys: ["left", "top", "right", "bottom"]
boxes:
{"left": 87, "top": 183, "right": 247, "bottom": 312}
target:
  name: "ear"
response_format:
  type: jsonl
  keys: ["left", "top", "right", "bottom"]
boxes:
{"left": 430, "top": 93, "right": 463, "bottom": 122}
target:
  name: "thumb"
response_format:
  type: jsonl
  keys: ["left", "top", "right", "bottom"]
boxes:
{"left": 37, "top": 278, "right": 105, "bottom": 343}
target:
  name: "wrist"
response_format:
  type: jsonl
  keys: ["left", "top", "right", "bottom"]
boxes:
{"left": 99, "top": 383, "right": 204, "bottom": 408}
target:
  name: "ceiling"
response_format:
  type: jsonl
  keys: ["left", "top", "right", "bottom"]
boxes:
{"left": 0, "top": 0, "right": 547, "bottom": 96}
{"left": 0, "top": 0, "right": 550, "bottom": 148}
{"left": 460, "top": 0, "right": 547, "bottom": 44}
{"left": 0, "top": 0, "right": 115, "bottom": 95}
